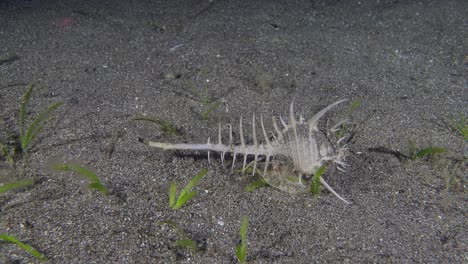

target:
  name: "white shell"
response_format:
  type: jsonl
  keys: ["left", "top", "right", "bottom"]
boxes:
{"left": 142, "top": 100, "right": 351, "bottom": 204}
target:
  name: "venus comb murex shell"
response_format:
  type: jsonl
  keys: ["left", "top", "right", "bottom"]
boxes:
{"left": 140, "top": 99, "right": 351, "bottom": 204}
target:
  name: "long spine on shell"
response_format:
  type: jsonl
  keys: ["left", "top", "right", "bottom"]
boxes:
{"left": 239, "top": 115, "right": 247, "bottom": 173}
{"left": 260, "top": 116, "right": 271, "bottom": 176}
